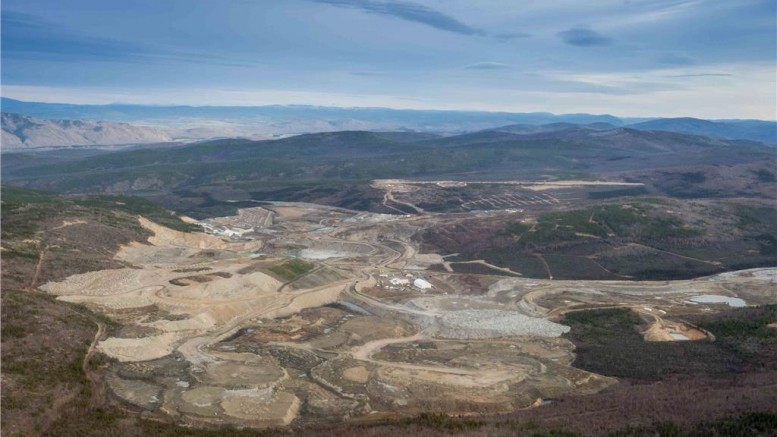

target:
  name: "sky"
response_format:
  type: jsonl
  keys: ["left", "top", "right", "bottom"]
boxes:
{"left": 2, "top": 0, "right": 776, "bottom": 119}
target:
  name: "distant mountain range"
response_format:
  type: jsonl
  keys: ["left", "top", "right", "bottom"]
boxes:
{"left": 1, "top": 113, "right": 171, "bottom": 149}
{"left": 1, "top": 97, "right": 774, "bottom": 146}
{"left": 490, "top": 118, "right": 776, "bottom": 144}
{"left": 628, "top": 118, "right": 776, "bottom": 144}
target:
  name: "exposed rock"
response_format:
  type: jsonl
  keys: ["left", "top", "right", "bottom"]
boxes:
{"left": 1, "top": 112, "right": 171, "bottom": 149}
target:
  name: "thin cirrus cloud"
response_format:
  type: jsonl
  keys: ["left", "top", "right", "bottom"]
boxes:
{"left": 0, "top": 0, "right": 774, "bottom": 119}
{"left": 311, "top": 0, "right": 483, "bottom": 35}
{"left": 1, "top": 11, "right": 252, "bottom": 67}
{"left": 667, "top": 73, "right": 733, "bottom": 78}
{"left": 557, "top": 28, "right": 612, "bottom": 47}
{"left": 2, "top": 11, "right": 146, "bottom": 61}
{"left": 495, "top": 32, "right": 531, "bottom": 41}
{"left": 464, "top": 62, "right": 511, "bottom": 70}
{"left": 549, "top": 73, "right": 686, "bottom": 96}
{"left": 350, "top": 71, "right": 388, "bottom": 76}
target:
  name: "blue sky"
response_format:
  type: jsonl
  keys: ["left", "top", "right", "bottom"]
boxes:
{"left": 2, "top": 0, "right": 775, "bottom": 119}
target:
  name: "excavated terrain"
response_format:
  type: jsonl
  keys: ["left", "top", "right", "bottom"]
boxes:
{"left": 38, "top": 186, "right": 777, "bottom": 429}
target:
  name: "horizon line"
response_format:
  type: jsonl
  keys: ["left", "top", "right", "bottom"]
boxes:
{"left": 2, "top": 97, "right": 775, "bottom": 123}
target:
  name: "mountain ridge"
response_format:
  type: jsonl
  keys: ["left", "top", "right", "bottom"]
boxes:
{"left": 1, "top": 112, "right": 172, "bottom": 149}
{"left": 2, "top": 98, "right": 775, "bottom": 145}
{"left": 0, "top": 97, "right": 637, "bottom": 136}
{"left": 3, "top": 126, "right": 772, "bottom": 196}
{"left": 628, "top": 117, "right": 776, "bottom": 144}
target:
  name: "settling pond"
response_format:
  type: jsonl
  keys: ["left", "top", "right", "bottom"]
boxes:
{"left": 688, "top": 294, "right": 746, "bottom": 307}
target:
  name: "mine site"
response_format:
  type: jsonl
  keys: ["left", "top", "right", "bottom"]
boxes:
{"left": 3, "top": 2, "right": 776, "bottom": 435}
{"left": 35, "top": 178, "right": 777, "bottom": 429}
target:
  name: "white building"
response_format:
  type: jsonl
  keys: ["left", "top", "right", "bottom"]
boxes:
{"left": 390, "top": 278, "right": 409, "bottom": 286}
{"left": 413, "top": 278, "right": 432, "bottom": 290}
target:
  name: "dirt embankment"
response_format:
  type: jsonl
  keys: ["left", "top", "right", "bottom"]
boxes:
{"left": 138, "top": 216, "right": 261, "bottom": 252}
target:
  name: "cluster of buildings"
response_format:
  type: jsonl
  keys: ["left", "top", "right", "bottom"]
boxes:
{"left": 378, "top": 273, "right": 433, "bottom": 291}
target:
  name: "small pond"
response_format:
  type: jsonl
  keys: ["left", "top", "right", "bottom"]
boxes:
{"left": 688, "top": 294, "right": 746, "bottom": 307}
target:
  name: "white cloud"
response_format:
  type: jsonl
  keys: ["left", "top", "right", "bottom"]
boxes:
{"left": 4, "top": 62, "right": 775, "bottom": 120}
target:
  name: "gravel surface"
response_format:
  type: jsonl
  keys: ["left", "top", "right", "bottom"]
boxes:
{"left": 439, "top": 310, "right": 570, "bottom": 338}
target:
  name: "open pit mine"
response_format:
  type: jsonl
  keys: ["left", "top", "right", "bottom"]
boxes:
{"left": 40, "top": 201, "right": 777, "bottom": 428}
